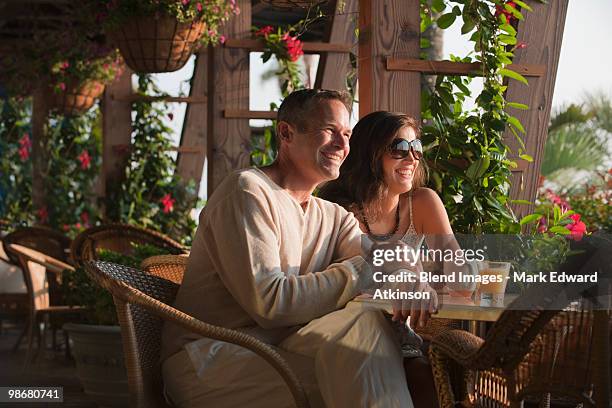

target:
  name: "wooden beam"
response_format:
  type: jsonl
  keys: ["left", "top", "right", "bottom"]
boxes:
{"left": 101, "top": 68, "right": 133, "bottom": 216}
{"left": 224, "top": 109, "right": 276, "bottom": 120}
{"left": 176, "top": 54, "right": 208, "bottom": 190}
{"left": 358, "top": 0, "right": 421, "bottom": 119}
{"left": 503, "top": 0, "right": 569, "bottom": 219}
{"left": 111, "top": 144, "right": 204, "bottom": 154}
{"left": 112, "top": 95, "right": 207, "bottom": 103}
{"left": 207, "top": 0, "right": 251, "bottom": 195}
{"left": 386, "top": 58, "right": 546, "bottom": 77}
{"left": 223, "top": 38, "right": 352, "bottom": 53}
{"left": 315, "top": 0, "right": 358, "bottom": 91}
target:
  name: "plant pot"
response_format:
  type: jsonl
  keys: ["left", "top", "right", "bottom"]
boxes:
{"left": 48, "top": 81, "right": 105, "bottom": 116}
{"left": 63, "top": 323, "right": 129, "bottom": 408}
{"left": 109, "top": 16, "right": 205, "bottom": 73}
{"left": 261, "top": 0, "right": 327, "bottom": 9}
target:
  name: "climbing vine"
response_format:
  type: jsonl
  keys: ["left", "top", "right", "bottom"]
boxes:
{"left": 420, "top": 0, "right": 540, "bottom": 234}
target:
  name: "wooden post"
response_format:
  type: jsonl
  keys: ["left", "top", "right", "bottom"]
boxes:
{"left": 358, "top": 0, "right": 421, "bottom": 119}
{"left": 31, "top": 88, "right": 49, "bottom": 221}
{"left": 176, "top": 54, "right": 207, "bottom": 191}
{"left": 207, "top": 0, "right": 251, "bottom": 196}
{"left": 315, "top": 0, "right": 358, "bottom": 92}
{"left": 504, "top": 0, "right": 569, "bottom": 218}
{"left": 101, "top": 68, "right": 132, "bottom": 217}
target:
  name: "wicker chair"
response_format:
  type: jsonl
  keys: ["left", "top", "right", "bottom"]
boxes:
{"left": 429, "top": 280, "right": 611, "bottom": 408}
{"left": 1, "top": 226, "right": 76, "bottom": 356}
{"left": 71, "top": 223, "right": 188, "bottom": 267}
{"left": 140, "top": 254, "right": 189, "bottom": 285}
{"left": 7, "top": 244, "right": 84, "bottom": 367}
{"left": 85, "top": 260, "right": 310, "bottom": 408}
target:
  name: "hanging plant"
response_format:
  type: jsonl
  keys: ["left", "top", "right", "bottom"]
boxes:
{"left": 97, "top": 0, "right": 240, "bottom": 73}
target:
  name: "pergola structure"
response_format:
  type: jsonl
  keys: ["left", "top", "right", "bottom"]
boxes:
{"left": 0, "top": 0, "right": 568, "bottom": 219}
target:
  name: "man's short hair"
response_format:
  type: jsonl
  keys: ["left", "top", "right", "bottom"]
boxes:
{"left": 277, "top": 89, "right": 352, "bottom": 132}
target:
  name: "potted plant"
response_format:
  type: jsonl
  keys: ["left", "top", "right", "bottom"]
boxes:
{"left": 47, "top": 48, "right": 124, "bottom": 116}
{"left": 62, "top": 244, "right": 169, "bottom": 408}
{"left": 99, "top": 0, "right": 240, "bottom": 73}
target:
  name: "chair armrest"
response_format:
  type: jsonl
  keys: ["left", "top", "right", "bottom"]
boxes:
{"left": 431, "top": 329, "right": 484, "bottom": 368}
{"left": 9, "top": 244, "right": 75, "bottom": 274}
{"left": 86, "top": 262, "right": 310, "bottom": 408}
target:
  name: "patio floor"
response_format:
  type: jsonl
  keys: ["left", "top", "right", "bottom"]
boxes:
{"left": 0, "top": 322, "right": 96, "bottom": 407}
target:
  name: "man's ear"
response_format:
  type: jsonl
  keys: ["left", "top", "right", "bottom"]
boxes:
{"left": 277, "top": 121, "right": 294, "bottom": 143}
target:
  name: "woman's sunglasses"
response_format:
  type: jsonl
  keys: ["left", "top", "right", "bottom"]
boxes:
{"left": 387, "top": 138, "right": 423, "bottom": 160}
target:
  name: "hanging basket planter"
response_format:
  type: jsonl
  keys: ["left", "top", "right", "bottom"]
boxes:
{"left": 108, "top": 16, "right": 206, "bottom": 74}
{"left": 47, "top": 80, "right": 105, "bottom": 116}
{"left": 261, "top": 0, "right": 327, "bottom": 9}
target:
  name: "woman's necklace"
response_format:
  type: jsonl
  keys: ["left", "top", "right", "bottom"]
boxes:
{"left": 360, "top": 201, "right": 400, "bottom": 241}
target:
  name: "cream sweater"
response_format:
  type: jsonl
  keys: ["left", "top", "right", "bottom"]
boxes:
{"left": 162, "top": 168, "right": 373, "bottom": 360}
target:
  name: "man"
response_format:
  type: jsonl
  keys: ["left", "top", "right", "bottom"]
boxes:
{"left": 161, "top": 89, "right": 416, "bottom": 407}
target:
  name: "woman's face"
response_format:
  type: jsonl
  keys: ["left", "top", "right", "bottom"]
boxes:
{"left": 381, "top": 126, "right": 420, "bottom": 195}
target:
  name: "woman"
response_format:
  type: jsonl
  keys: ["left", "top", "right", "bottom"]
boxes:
{"left": 319, "top": 111, "right": 475, "bottom": 408}
{"left": 319, "top": 111, "right": 470, "bottom": 291}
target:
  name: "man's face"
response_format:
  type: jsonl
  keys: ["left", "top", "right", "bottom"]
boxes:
{"left": 284, "top": 99, "right": 352, "bottom": 184}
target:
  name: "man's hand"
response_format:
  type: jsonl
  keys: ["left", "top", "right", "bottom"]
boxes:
{"left": 391, "top": 278, "right": 438, "bottom": 329}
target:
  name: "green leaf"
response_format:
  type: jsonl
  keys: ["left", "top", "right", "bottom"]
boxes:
{"left": 553, "top": 205, "right": 561, "bottom": 223}
{"left": 549, "top": 226, "right": 571, "bottom": 235}
{"left": 498, "top": 34, "right": 517, "bottom": 45}
{"left": 431, "top": 0, "right": 446, "bottom": 13}
{"left": 461, "top": 21, "right": 476, "bottom": 34}
{"left": 507, "top": 102, "right": 529, "bottom": 110}
{"left": 520, "top": 213, "right": 542, "bottom": 225}
{"left": 437, "top": 13, "right": 457, "bottom": 29}
{"left": 500, "top": 68, "right": 529, "bottom": 85}
{"left": 420, "top": 38, "right": 431, "bottom": 48}
{"left": 499, "top": 23, "right": 517, "bottom": 36}
{"left": 505, "top": 3, "right": 524, "bottom": 20}
{"left": 510, "top": 199, "right": 532, "bottom": 206}
{"left": 466, "top": 156, "right": 491, "bottom": 180}
{"left": 560, "top": 210, "right": 575, "bottom": 219}
{"left": 512, "top": 0, "right": 533, "bottom": 11}
{"left": 519, "top": 153, "right": 533, "bottom": 162}
{"left": 507, "top": 115, "right": 526, "bottom": 134}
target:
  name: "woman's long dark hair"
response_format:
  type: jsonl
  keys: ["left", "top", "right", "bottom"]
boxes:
{"left": 319, "top": 111, "right": 427, "bottom": 219}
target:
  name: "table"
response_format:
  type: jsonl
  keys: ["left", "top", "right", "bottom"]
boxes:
{"left": 352, "top": 293, "right": 519, "bottom": 335}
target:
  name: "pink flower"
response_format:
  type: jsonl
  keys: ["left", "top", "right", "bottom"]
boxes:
{"left": 18, "top": 134, "right": 31, "bottom": 161}
{"left": 60, "top": 60, "right": 70, "bottom": 70}
{"left": 255, "top": 26, "right": 274, "bottom": 37}
{"left": 78, "top": 150, "right": 91, "bottom": 170}
{"left": 38, "top": 207, "right": 48, "bottom": 224}
{"left": 282, "top": 33, "right": 304, "bottom": 62}
{"left": 161, "top": 194, "right": 175, "bottom": 213}
{"left": 234, "top": 6, "right": 240, "bottom": 15}
{"left": 58, "top": 82, "right": 67, "bottom": 91}
{"left": 565, "top": 213, "right": 587, "bottom": 241}
{"left": 80, "top": 211, "right": 89, "bottom": 225}
{"left": 196, "top": 2, "right": 203, "bottom": 12}
{"left": 75, "top": 223, "right": 82, "bottom": 229}
{"left": 495, "top": 1, "right": 516, "bottom": 22}
{"left": 18, "top": 146, "right": 29, "bottom": 161}
{"left": 516, "top": 41, "right": 527, "bottom": 49}
{"left": 182, "top": 0, "right": 189, "bottom": 5}
{"left": 537, "top": 217, "right": 547, "bottom": 233}
{"left": 219, "top": 35, "right": 226, "bottom": 44}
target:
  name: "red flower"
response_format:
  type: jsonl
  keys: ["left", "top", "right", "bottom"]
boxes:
{"left": 282, "top": 33, "right": 304, "bottom": 62}
{"left": 566, "top": 213, "right": 587, "bottom": 241}
{"left": 58, "top": 82, "right": 66, "bottom": 91}
{"left": 18, "top": 133, "right": 31, "bottom": 161}
{"left": 495, "top": 1, "right": 516, "bottom": 22}
{"left": 255, "top": 26, "right": 274, "bottom": 37}
{"left": 516, "top": 41, "right": 527, "bottom": 49}
{"left": 78, "top": 150, "right": 91, "bottom": 170}
{"left": 161, "top": 194, "right": 175, "bottom": 213}
{"left": 537, "top": 217, "right": 547, "bottom": 233}
{"left": 182, "top": 0, "right": 189, "bottom": 5}
{"left": 38, "top": 207, "right": 48, "bottom": 224}
{"left": 80, "top": 211, "right": 89, "bottom": 225}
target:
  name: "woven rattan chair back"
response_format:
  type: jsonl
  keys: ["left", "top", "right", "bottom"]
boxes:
{"left": 2, "top": 226, "right": 71, "bottom": 266}
{"left": 86, "top": 261, "right": 311, "bottom": 408}
{"left": 140, "top": 255, "right": 189, "bottom": 285}
{"left": 87, "top": 261, "right": 179, "bottom": 408}
{"left": 71, "top": 224, "right": 187, "bottom": 267}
